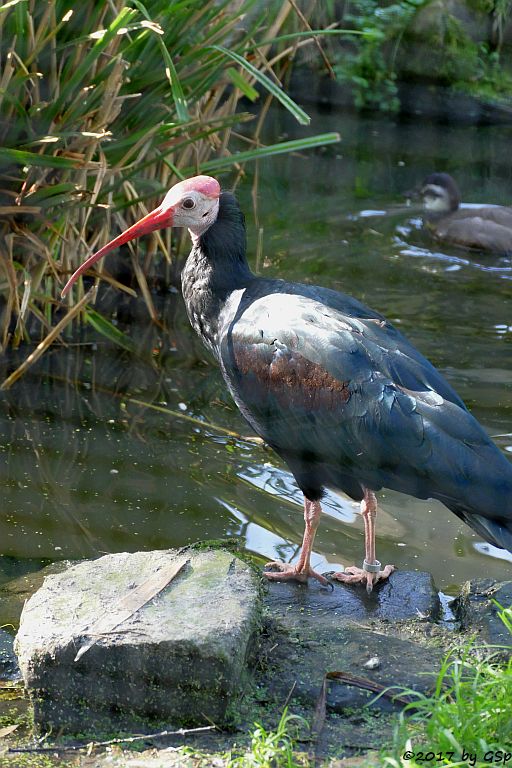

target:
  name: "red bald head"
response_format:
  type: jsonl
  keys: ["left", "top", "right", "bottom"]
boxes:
{"left": 62, "top": 175, "right": 221, "bottom": 297}
{"left": 170, "top": 175, "right": 220, "bottom": 198}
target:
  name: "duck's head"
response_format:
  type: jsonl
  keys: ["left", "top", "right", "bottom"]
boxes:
{"left": 420, "top": 173, "right": 460, "bottom": 214}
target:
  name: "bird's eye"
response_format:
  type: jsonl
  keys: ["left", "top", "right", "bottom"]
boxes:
{"left": 182, "top": 197, "right": 196, "bottom": 210}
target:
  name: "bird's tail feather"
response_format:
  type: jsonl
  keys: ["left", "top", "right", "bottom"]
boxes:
{"left": 448, "top": 503, "right": 512, "bottom": 554}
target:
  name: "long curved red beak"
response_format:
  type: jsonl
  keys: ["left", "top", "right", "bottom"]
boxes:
{"left": 61, "top": 204, "right": 172, "bottom": 297}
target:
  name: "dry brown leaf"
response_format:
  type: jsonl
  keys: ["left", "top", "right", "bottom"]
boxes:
{"left": 0, "top": 724, "right": 19, "bottom": 738}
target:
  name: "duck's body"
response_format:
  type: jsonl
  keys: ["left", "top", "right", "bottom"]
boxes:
{"left": 63, "top": 175, "right": 512, "bottom": 592}
{"left": 421, "top": 172, "right": 512, "bottom": 254}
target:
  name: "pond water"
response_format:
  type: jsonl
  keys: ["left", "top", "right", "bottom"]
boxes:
{"left": 1, "top": 105, "right": 512, "bottom": 615}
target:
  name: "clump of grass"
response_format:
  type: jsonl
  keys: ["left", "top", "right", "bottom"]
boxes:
{"left": 0, "top": 0, "right": 339, "bottom": 367}
{"left": 384, "top": 607, "right": 512, "bottom": 767}
{"left": 228, "top": 707, "right": 308, "bottom": 768}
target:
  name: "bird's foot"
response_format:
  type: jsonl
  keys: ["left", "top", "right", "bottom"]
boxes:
{"left": 264, "top": 560, "right": 332, "bottom": 588}
{"left": 331, "top": 560, "right": 395, "bottom": 594}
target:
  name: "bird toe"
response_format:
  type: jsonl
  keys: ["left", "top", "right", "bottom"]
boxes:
{"left": 263, "top": 561, "right": 331, "bottom": 587}
{"left": 330, "top": 564, "right": 395, "bottom": 590}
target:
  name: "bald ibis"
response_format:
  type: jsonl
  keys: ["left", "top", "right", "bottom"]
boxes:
{"left": 63, "top": 175, "right": 512, "bottom": 592}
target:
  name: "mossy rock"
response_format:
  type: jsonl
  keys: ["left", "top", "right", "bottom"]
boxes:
{"left": 15, "top": 549, "right": 262, "bottom": 735}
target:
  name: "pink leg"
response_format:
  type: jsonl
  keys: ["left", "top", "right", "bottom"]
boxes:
{"left": 264, "top": 497, "right": 330, "bottom": 586}
{"left": 332, "top": 488, "right": 395, "bottom": 593}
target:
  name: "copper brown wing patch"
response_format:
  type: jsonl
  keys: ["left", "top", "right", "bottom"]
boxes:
{"left": 232, "top": 340, "right": 351, "bottom": 412}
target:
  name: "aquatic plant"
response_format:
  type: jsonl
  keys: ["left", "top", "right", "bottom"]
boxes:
{"left": 0, "top": 0, "right": 338, "bottom": 366}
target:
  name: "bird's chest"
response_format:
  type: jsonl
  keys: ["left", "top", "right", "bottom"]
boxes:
{"left": 181, "top": 262, "right": 221, "bottom": 357}
{"left": 184, "top": 293, "right": 218, "bottom": 356}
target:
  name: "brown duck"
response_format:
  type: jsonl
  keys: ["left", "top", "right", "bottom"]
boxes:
{"left": 420, "top": 172, "right": 512, "bottom": 254}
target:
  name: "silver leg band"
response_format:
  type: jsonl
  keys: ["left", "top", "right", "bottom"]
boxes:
{"left": 363, "top": 559, "right": 381, "bottom": 573}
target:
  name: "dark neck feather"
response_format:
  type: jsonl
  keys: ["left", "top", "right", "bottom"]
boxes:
{"left": 181, "top": 191, "right": 254, "bottom": 355}
{"left": 199, "top": 192, "right": 251, "bottom": 279}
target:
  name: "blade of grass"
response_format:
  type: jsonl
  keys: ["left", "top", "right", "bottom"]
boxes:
{"left": 84, "top": 309, "right": 136, "bottom": 353}
{"left": 0, "top": 236, "right": 20, "bottom": 348}
{"left": 209, "top": 44, "right": 311, "bottom": 125}
{"left": 226, "top": 68, "right": 259, "bottom": 101}
{"left": 131, "top": 0, "right": 189, "bottom": 122}
{"left": 46, "top": 7, "right": 138, "bottom": 123}
{"left": 197, "top": 132, "right": 341, "bottom": 172}
{"left": 0, "top": 147, "right": 100, "bottom": 169}
{"left": 250, "top": 28, "right": 373, "bottom": 48}
{"left": 129, "top": 251, "right": 159, "bottom": 323}
{"left": 287, "top": 0, "right": 335, "bottom": 77}
{"left": 127, "top": 397, "right": 252, "bottom": 439}
{"left": 0, "top": 205, "right": 40, "bottom": 214}
{"left": 0, "top": 0, "right": 27, "bottom": 14}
